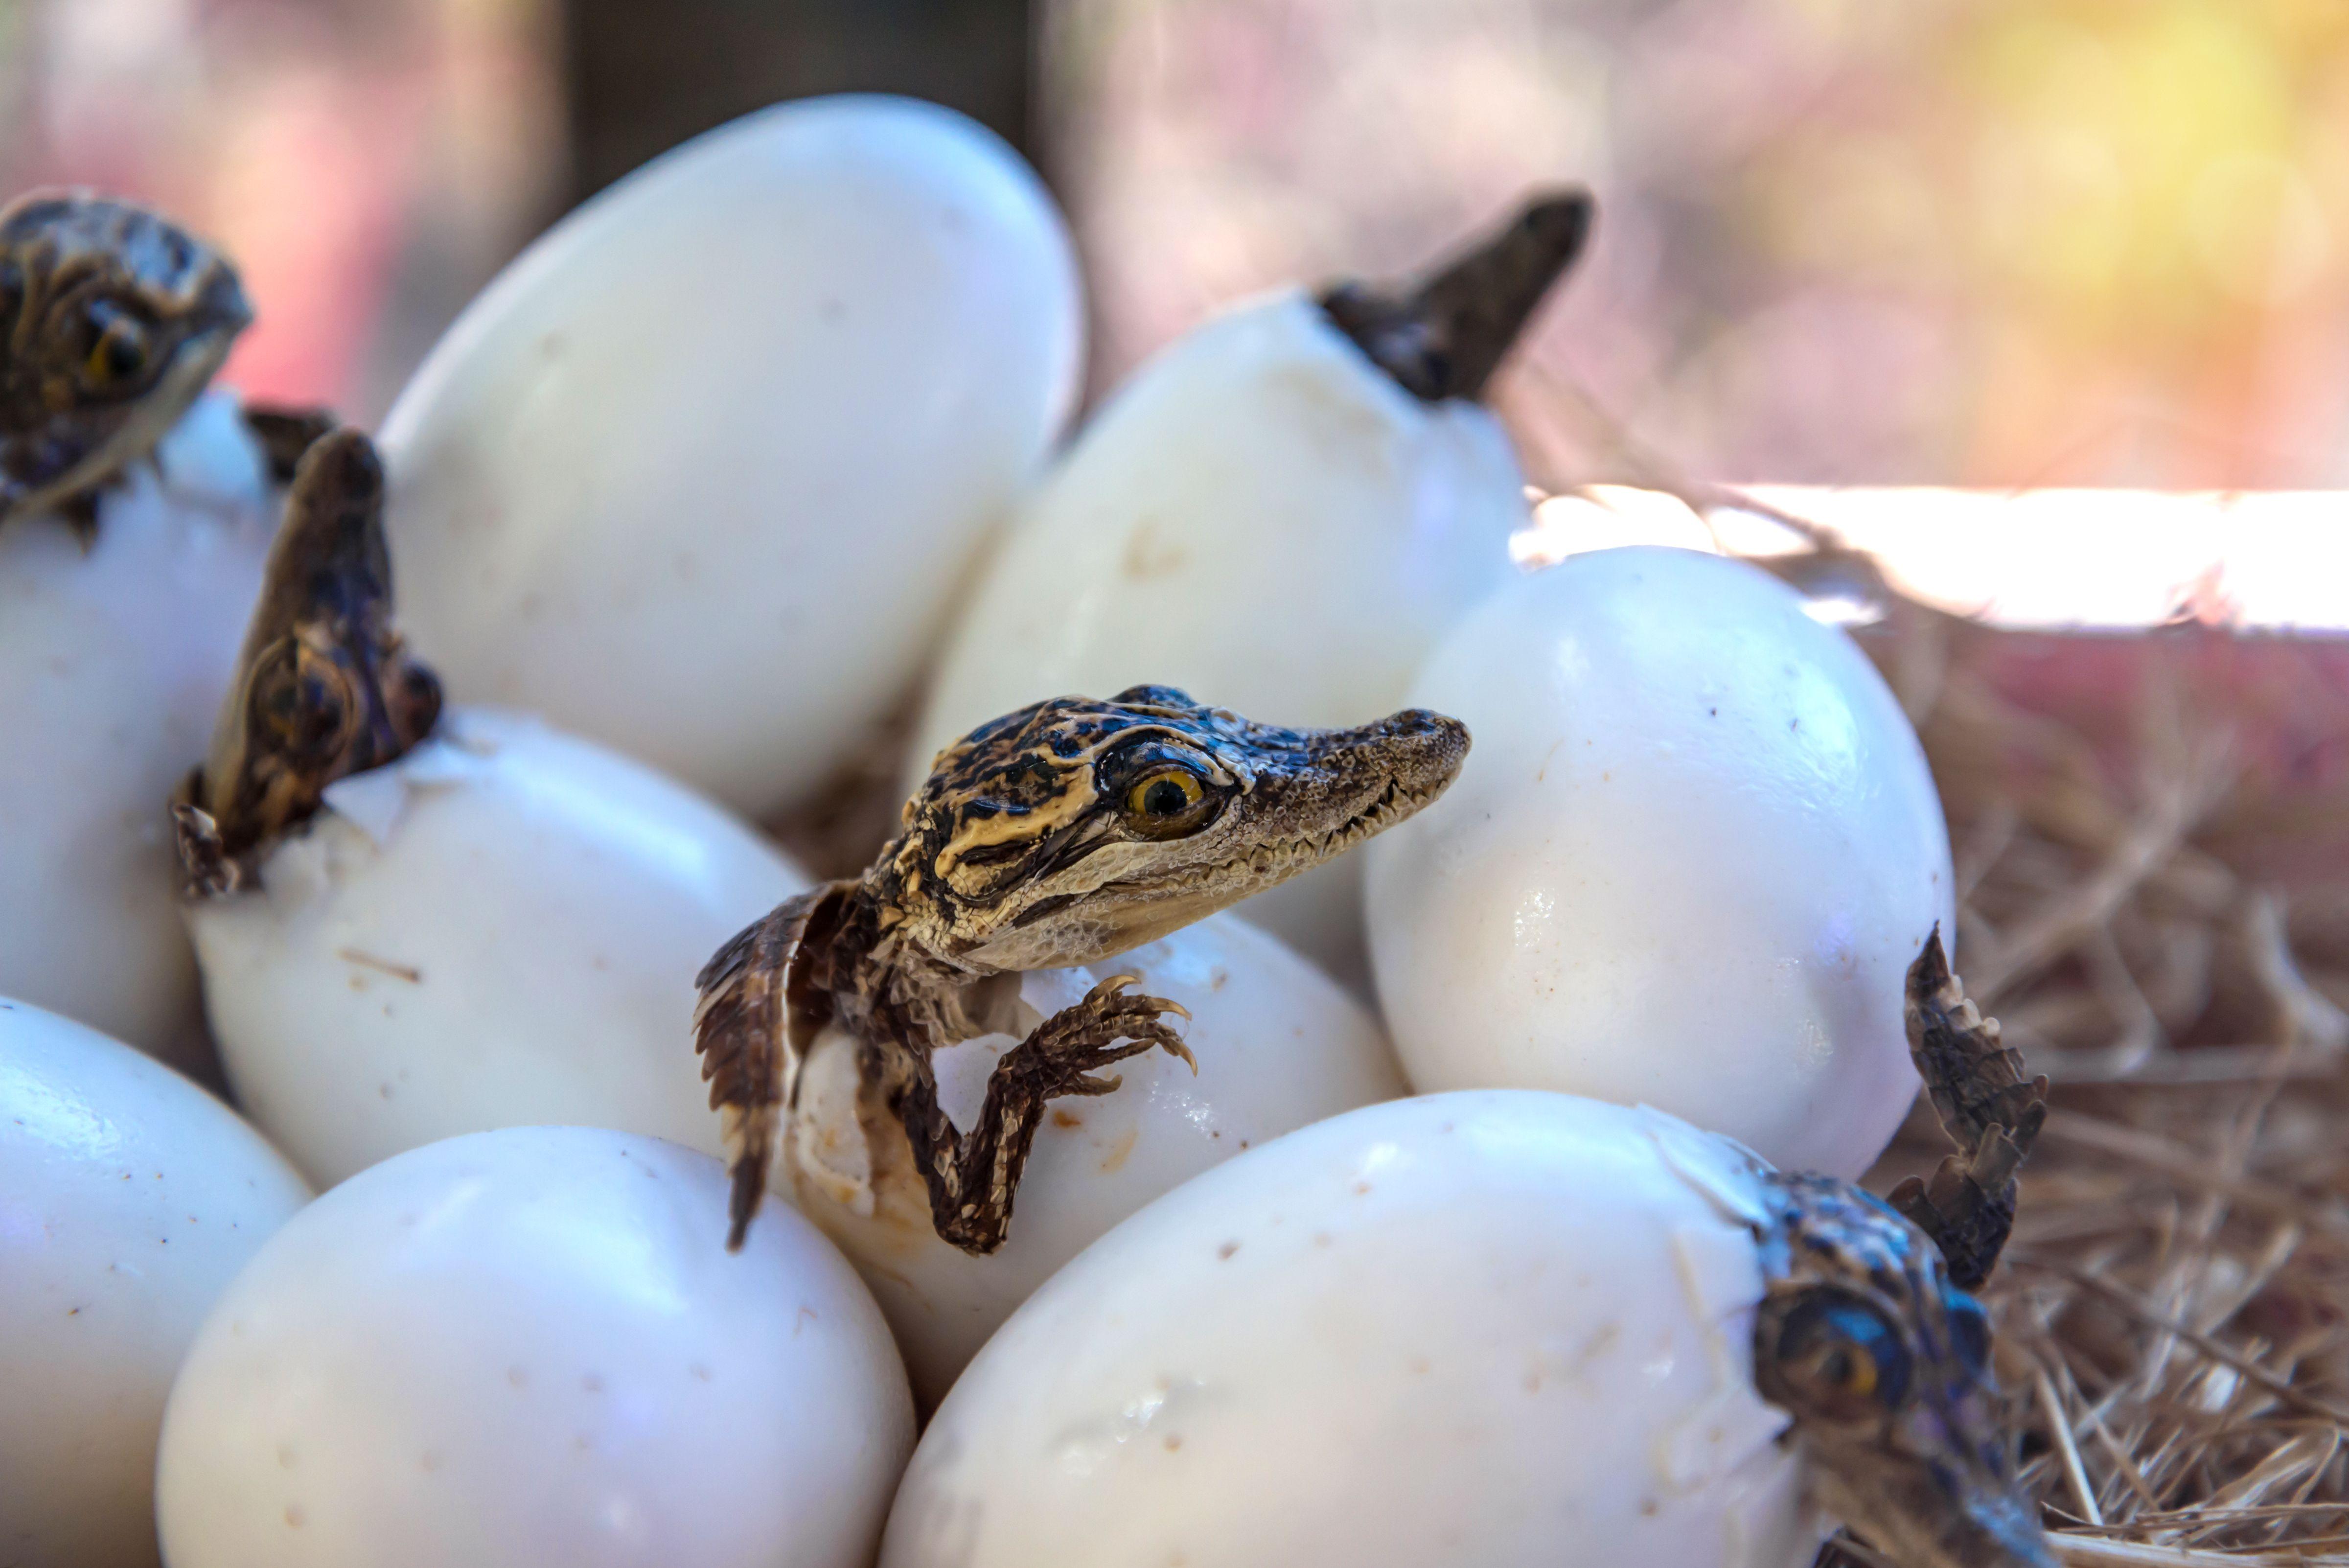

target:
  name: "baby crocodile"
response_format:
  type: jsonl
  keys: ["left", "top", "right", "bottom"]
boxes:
{"left": 697, "top": 690, "right": 1469, "bottom": 1255}
{"left": 1754, "top": 929, "right": 2051, "bottom": 1568}
{"left": 0, "top": 189, "right": 335, "bottom": 541}
{"left": 173, "top": 428, "right": 443, "bottom": 894}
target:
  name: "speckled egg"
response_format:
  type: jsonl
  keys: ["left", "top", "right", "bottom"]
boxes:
{"left": 786, "top": 911, "right": 1405, "bottom": 1406}
{"left": 155, "top": 1127, "right": 912, "bottom": 1568}
{"left": 382, "top": 93, "right": 1082, "bottom": 818}
{"left": 0, "top": 995, "right": 310, "bottom": 1568}
{"left": 1364, "top": 547, "right": 1951, "bottom": 1177}
{"left": 882, "top": 1090, "right": 1829, "bottom": 1568}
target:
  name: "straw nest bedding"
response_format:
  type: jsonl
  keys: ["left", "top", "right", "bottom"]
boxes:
{"left": 777, "top": 470, "right": 2349, "bottom": 1565}
{"left": 1751, "top": 517, "right": 2349, "bottom": 1568}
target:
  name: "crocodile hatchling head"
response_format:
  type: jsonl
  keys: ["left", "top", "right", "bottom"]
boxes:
{"left": 178, "top": 428, "right": 440, "bottom": 889}
{"left": 877, "top": 684, "right": 1469, "bottom": 971}
{"left": 0, "top": 190, "right": 251, "bottom": 528}
{"left": 1755, "top": 1172, "right": 2054, "bottom": 1568}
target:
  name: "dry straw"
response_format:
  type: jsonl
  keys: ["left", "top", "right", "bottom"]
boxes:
{"left": 1744, "top": 519, "right": 2349, "bottom": 1567}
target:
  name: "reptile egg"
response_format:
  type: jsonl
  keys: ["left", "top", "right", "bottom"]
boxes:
{"left": 382, "top": 93, "right": 1082, "bottom": 818}
{"left": 913, "top": 196, "right": 1588, "bottom": 988}
{"left": 187, "top": 709, "right": 806, "bottom": 1186}
{"left": 788, "top": 912, "right": 1405, "bottom": 1407}
{"left": 1, "top": 995, "right": 310, "bottom": 1568}
{"left": 884, "top": 1091, "right": 1825, "bottom": 1568}
{"left": 908, "top": 297, "right": 1519, "bottom": 989}
{"left": 1364, "top": 547, "right": 1951, "bottom": 1177}
{"left": 0, "top": 391, "right": 274, "bottom": 1063}
{"left": 156, "top": 1127, "right": 913, "bottom": 1568}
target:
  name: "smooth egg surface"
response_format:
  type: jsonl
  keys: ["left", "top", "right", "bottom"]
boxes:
{"left": 383, "top": 93, "right": 1083, "bottom": 817}
{"left": 0, "top": 392, "right": 273, "bottom": 1064}
{"left": 788, "top": 912, "right": 1405, "bottom": 1406}
{"left": 882, "top": 1090, "right": 1826, "bottom": 1568}
{"left": 1365, "top": 547, "right": 1951, "bottom": 1177}
{"left": 911, "top": 291, "right": 1527, "bottom": 987}
{"left": 155, "top": 1127, "right": 914, "bottom": 1568}
{"left": 188, "top": 709, "right": 806, "bottom": 1186}
{"left": 0, "top": 996, "right": 310, "bottom": 1568}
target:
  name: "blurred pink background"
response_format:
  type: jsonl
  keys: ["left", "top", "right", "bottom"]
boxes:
{"left": 8, "top": 0, "right": 2347, "bottom": 493}
{"left": 0, "top": 0, "right": 563, "bottom": 422}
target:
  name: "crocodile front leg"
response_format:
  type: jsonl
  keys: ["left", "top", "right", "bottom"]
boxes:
{"left": 884, "top": 975, "right": 1194, "bottom": 1255}
{"left": 1887, "top": 927, "right": 2047, "bottom": 1290}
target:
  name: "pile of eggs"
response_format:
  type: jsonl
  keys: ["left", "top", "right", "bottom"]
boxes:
{"left": 2, "top": 93, "right": 1955, "bottom": 1568}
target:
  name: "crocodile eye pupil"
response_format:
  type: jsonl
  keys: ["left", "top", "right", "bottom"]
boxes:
{"left": 1144, "top": 779, "right": 1188, "bottom": 815}
{"left": 82, "top": 304, "right": 151, "bottom": 387}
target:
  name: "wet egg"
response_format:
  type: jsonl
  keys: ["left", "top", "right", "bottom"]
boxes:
{"left": 155, "top": 1127, "right": 912, "bottom": 1568}
{"left": 883, "top": 1091, "right": 1828, "bottom": 1568}
{"left": 186, "top": 709, "right": 806, "bottom": 1186}
{"left": 1365, "top": 547, "right": 1950, "bottom": 1176}
{"left": 910, "top": 291, "right": 1528, "bottom": 988}
{"left": 382, "top": 94, "right": 1082, "bottom": 818}
{"left": 0, "top": 392, "right": 274, "bottom": 1065}
{"left": 785, "top": 912, "right": 1405, "bottom": 1406}
{"left": 0, "top": 995, "right": 310, "bottom": 1568}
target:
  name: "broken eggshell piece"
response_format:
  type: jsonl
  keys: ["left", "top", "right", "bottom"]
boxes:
{"left": 381, "top": 93, "right": 1084, "bottom": 818}
{"left": 0, "top": 390, "right": 275, "bottom": 1064}
{"left": 786, "top": 910, "right": 1405, "bottom": 1406}
{"left": 186, "top": 708, "right": 808, "bottom": 1186}
{"left": 882, "top": 1091, "right": 1830, "bottom": 1568}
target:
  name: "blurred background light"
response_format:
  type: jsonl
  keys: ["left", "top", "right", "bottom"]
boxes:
{"left": 5, "top": 0, "right": 2346, "bottom": 495}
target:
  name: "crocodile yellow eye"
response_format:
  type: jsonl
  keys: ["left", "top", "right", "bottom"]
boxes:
{"left": 82, "top": 304, "right": 152, "bottom": 390}
{"left": 1767, "top": 1294, "right": 1910, "bottom": 1422}
{"left": 249, "top": 640, "right": 357, "bottom": 765}
{"left": 1123, "top": 766, "right": 1212, "bottom": 838}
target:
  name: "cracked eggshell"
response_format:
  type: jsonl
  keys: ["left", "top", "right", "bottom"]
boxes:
{"left": 186, "top": 709, "right": 806, "bottom": 1187}
{"left": 0, "top": 995, "right": 310, "bottom": 1568}
{"left": 883, "top": 1090, "right": 1828, "bottom": 1568}
{"left": 911, "top": 291, "right": 1527, "bottom": 989}
{"left": 382, "top": 93, "right": 1082, "bottom": 818}
{"left": 788, "top": 912, "right": 1404, "bottom": 1407}
{"left": 155, "top": 1127, "right": 913, "bottom": 1568}
{"left": 1365, "top": 548, "right": 1952, "bottom": 1178}
{"left": 0, "top": 392, "right": 274, "bottom": 1064}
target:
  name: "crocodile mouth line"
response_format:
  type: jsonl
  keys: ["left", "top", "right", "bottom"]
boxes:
{"left": 1206, "top": 775, "right": 1434, "bottom": 885}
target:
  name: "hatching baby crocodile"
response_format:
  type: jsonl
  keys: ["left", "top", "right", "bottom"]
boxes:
{"left": 696, "top": 689, "right": 1468, "bottom": 1255}
{"left": 0, "top": 189, "right": 337, "bottom": 541}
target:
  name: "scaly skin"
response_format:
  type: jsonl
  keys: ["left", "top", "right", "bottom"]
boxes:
{"left": 173, "top": 428, "right": 441, "bottom": 894}
{"left": 1317, "top": 188, "right": 1594, "bottom": 403}
{"left": 0, "top": 191, "right": 252, "bottom": 537}
{"left": 1754, "top": 931, "right": 2052, "bottom": 1568}
{"left": 697, "top": 688, "right": 1469, "bottom": 1254}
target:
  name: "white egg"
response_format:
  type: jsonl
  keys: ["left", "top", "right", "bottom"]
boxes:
{"left": 155, "top": 1127, "right": 913, "bottom": 1568}
{"left": 911, "top": 291, "right": 1529, "bottom": 987}
{"left": 187, "top": 708, "right": 806, "bottom": 1186}
{"left": 1365, "top": 547, "right": 1951, "bottom": 1177}
{"left": 382, "top": 94, "right": 1083, "bottom": 818}
{"left": 883, "top": 1090, "right": 1827, "bottom": 1568}
{"left": 0, "top": 392, "right": 273, "bottom": 1063}
{"left": 787, "top": 912, "right": 1404, "bottom": 1406}
{"left": 0, "top": 995, "right": 310, "bottom": 1568}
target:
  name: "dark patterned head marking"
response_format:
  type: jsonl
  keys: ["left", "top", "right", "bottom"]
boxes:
{"left": 1755, "top": 1173, "right": 2049, "bottom": 1568}
{"left": 175, "top": 428, "right": 441, "bottom": 893}
{"left": 880, "top": 684, "right": 1469, "bottom": 969}
{"left": 0, "top": 191, "right": 251, "bottom": 529}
